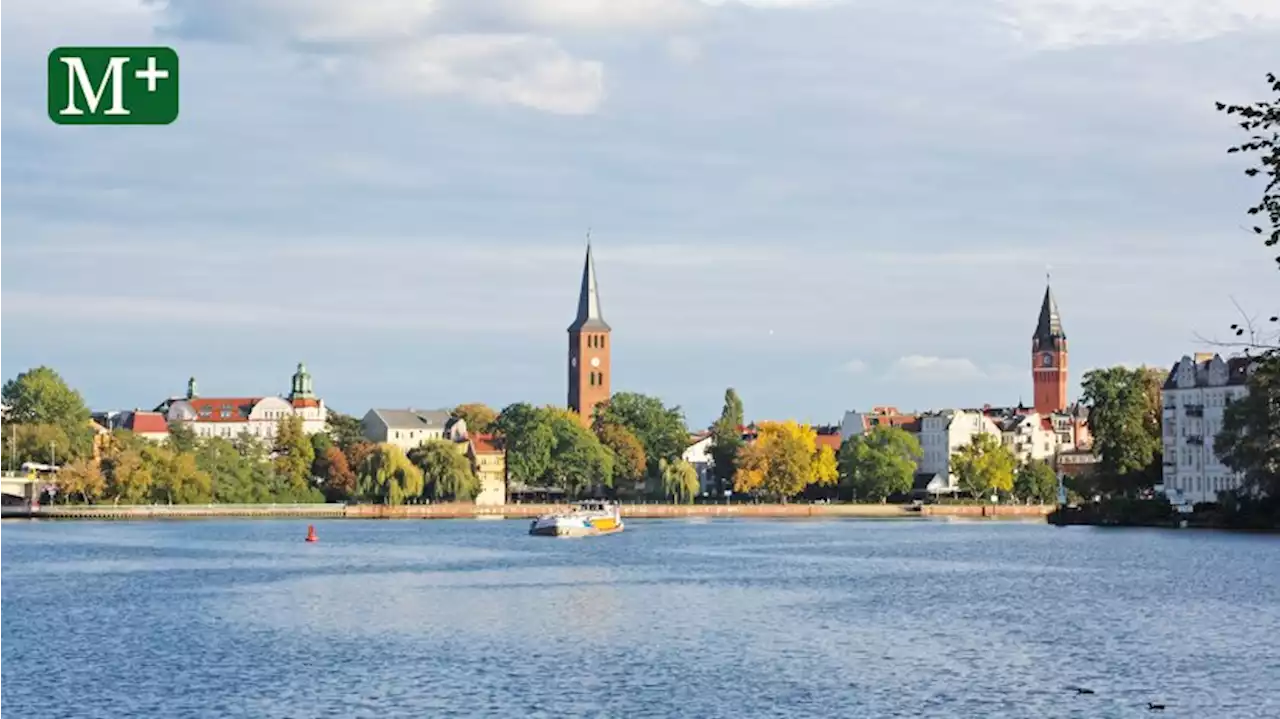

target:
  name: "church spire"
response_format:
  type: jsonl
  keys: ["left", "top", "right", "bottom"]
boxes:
{"left": 568, "top": 240, "right": 610, "bottom": 332}
{"left": 1033, "top": 280, "right": 1065, "bottom": 345}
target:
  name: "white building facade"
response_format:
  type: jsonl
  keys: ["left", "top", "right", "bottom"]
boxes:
{"left": 159, "top": 364, "right": 327, "bottom": 441}
{"left": 917, "top": 410, "right": 1004, "bottom": 490}
{"left": 361, "top": 409, "right": 468, "bottom": 454}
{"left": 682, "top": 433, "right": 715, "bottom": 495}
{"left": 997, "top": 412, "right": 1058, "bottom": 465}
{"left": 1160, "top": 353, "right": 1252, "bottom": 505}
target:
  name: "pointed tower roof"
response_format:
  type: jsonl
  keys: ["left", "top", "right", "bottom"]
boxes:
{"left": 1033, "top": 282, "right": 1065, "bottom": 343}
{"left": 568, "top": 242, "right": 610, "bottom": 332}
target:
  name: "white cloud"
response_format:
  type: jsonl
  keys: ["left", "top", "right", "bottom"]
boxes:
{"left": 666, "top": 36, "right": 702, "bottom": 64}
{"left": 841, "top": 359, "right": 869, "bottom": 374}
{"left": 371, "top": 35, "right": 605, "bottom": 114}
{"left": 888, "top": 356, "right": 988, "bottom": 382}
{"left": 997, "top": 0, "right": 1280, "bottom": 49}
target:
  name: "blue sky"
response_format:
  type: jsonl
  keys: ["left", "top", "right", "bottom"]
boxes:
{"left": 3, "top": 0, "right": 1278, "bottom": 428}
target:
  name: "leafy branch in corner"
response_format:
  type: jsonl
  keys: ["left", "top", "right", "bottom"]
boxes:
{"left": 1216, "top": 72, "right": 1280, "bottom": 271}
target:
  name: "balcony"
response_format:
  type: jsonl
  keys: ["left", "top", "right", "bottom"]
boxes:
{"left": 1184, "top": 404, "right": 1205, "bottom": 417}
{"left": 1186, "top": 435, "right": 1204, "bottom": 446}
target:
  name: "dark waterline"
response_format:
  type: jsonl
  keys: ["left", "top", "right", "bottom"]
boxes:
{"left": 3, "top": 519, "right": 1278, "bottom": 718}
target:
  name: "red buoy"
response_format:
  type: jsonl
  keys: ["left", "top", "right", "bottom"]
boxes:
{"left": 305, "top": 524, "right": 318, "bottom": 542}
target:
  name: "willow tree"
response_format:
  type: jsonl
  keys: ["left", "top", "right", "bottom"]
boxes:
{"left": 409, "top": 439, "right": 479, "bottom": 502}
{"left": 360, "top": 443, "right": 424, "bottom": 505}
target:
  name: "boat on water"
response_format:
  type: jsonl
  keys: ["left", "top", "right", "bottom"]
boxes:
{"left": 529, "top": 500, "right": 624, "bottom": 537}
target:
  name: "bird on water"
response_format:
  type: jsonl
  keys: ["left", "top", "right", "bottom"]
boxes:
{"left": 1147, "top": 702, "right": 1166, "bottom": 711}
{"left": 1066, "top": 686, "right": 1095, "bottom": 695}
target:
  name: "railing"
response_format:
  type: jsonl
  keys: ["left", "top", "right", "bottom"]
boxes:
{"left": 1184, "top": 405, "right": 1204, "bottom": 417}
{"left": 1186, "top": 435, "right": 1204, "bottom": 445}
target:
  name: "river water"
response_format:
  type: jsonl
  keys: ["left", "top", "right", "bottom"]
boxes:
{"left": 2, "top": 518, "right": 1277, "bottom": 718}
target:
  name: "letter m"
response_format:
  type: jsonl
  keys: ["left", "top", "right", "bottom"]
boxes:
{"left": 59, "top": 56, "right": 130, "bottom": 116}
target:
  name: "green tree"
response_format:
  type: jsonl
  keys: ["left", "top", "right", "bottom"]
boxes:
{"left": 272, "top": 415, "right": 316, "bottom": 495}
{"left": 2, "top": 366, "right": 93, "bottom": 459}
{"left": 660, "top": 458, "right": 700, "bottom": 504}
{"left": 409, "top": 439, "right": 480, "bottom": 502}
{"left": 1081, "top": 366, "right": 1164, "bottom": 495}
{"left": 3, "top": 424, "right": 73, "bottom": 467}
{"left": 451, "top": 403, "right": 498, "bottom": 434}
{"left": 1014, "top": 460, "right": 1059, "bottom": 504}
{"left": 838, "top": 426, "right": 922, "bottom": 502}
{"left": 597, "top": 422, "right": 646, "bottom": 492}
{"left": 709, "top": 388, "right": 745, "bottom": 494}
{"left": 166, "top": 422, "right": 198, "bottom": 454}
{"left": 1215, "top": 354, "right": 1280, "bottom": 499}
{"left": 325, "top": 411, "right": 366, "bottom": 450}
{"left": 545, "top": 408, "right": 613, "bottom": 498}
{"left": 493, "top": 403, "right": 555, "bottom": 486}
{"left": 194, "top": 437, "right": 272, "bottom": 504}
{"left": 592, "top": 392, "right": 688, "bottom": 472}
{"left": 150, "top": 448, "right": 213, "bottom": 504}
{"left": 952, "top": 432, "right": 1017, "bottom": 499}
{"left": 358, "top": 443, "right": 424, "bottom": 505}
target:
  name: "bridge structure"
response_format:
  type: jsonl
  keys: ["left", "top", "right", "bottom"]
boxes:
{"left": 1, "top": 471, "right": 50, "bottom": 508}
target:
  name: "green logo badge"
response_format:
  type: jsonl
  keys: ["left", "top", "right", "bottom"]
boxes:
{"left": 48, "top": 47, "right": 179, "bottom": 125}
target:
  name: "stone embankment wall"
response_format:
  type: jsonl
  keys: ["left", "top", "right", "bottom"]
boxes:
{"left": 8, "top": 502, "right": 1053, "bottom": 521}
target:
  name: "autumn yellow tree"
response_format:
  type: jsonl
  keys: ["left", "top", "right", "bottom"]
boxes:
{"left": 951, "top": 432, "right": 1017, "bottom": 499}
{"left": 733, "top": 421, "right": 831, "bottom": 502}
{"left": 56, "top": 458, "right": 105, "bottom": 503}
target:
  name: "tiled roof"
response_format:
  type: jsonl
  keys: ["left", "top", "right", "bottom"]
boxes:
{"left": 471, "top": 433, "right": 504, "bottom": 454}
{"left": 126, "top": 411, "right": 169, "bottom": 434}
{"left": 291, "top": 398, "right": 320, "bottom": 408}
{"left": 189, "top": 398, "right": 263, "bottom": 422}
{"left": 370, "top": 408, "right": 453, "bottom": 430}
{"left": 1161, "top": 354, "right": 1253, "bottom": 390}
{"left": 814, "top": 434, "right": 842, "bottom": 452}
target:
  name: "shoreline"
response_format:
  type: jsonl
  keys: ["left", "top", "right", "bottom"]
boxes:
{"left": 1, "top": 502, "right": 1054, "bottom": 521}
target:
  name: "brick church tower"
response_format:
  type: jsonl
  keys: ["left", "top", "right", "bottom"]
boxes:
{"left": 568, "top": 242, "right": 610, "bottom": 424}
{"left": 1031, "top": 279, "right": 1069, "bottom": 416}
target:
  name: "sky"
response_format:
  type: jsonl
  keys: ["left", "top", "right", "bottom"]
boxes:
{"left": 3, "top": 0, "right": 1278, "bottom": 428}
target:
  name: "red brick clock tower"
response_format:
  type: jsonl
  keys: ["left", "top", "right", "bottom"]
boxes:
{"left": 568, "top": 242, "right": 610, "bottom": 425}
{"left": 1032, "top": 280, "right": 1068, "bottom": 416}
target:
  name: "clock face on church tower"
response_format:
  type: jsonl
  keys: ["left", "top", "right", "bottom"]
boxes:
{"left": 1041, "top": 353, "right": 1054, "bottom": 368}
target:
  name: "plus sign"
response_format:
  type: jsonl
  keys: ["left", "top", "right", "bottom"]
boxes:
{"left": 134, "top": 56, "right": 169, "bottom": 93}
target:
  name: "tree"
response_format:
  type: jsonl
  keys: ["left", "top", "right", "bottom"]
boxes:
{"left": 813, "top": 445, "right": 839, "bottom": 487}
{"left": 1081, "top": 366, "right": 1164, "bottom": 495}
{"left": 325, "top": 411, "right": 366, "bottom": 450}
{"left": 1, "top": 366, "right": 93, "bottom": 459}
{"left": 409, "top": 439, "right": 480, "bottom": 502}
{"left": 597, "top": 422, "right": 646, "bottom": 491}
{"left": 194, "top": 437, "right": 271, "bottom": 504}
{"left": 57, "top": 458, "right": 105, "bottom": 503}
{"left": 1215, "top": 354, "right": 1280, "bottom": 499}
{"left": 545, "top": 409, "right": 613, "bottom": 498}
{"left": 592, "top": 392, "right": 688, "bottom": 471}
{"left": 316, "top": 446, "right": 357, "bottom": 502}
{"left": 358, "top": 443, "right": 424, "bottom": 505}
{"left": 1217, "top": 73, "right": 1280, "bottom": 271}
{"left": 166, "top": 422, "right": 198, "bottom": 454}
{"left": 660, "top": 458, "right": 700, "bottom": 504}
{"left": 101, "top": 448, "right": 153, "bottom": 504}
{"left": 3, "top": 424, "right": 73, "bottom": 467}
{"left": 272, "top": 415, "right": 315, "bottom": 495}
{"left": 345, "top": 440, "right": 378, "bottom": 480}
{"left": 493, "top": 403, "right": 554, "bottom": 486}
{"left": 733, "top": 421, "right": 817, "bottom": 502}
{"left": 150, "top": 448, "right": 213, "bottom": 504}
{"left": 452, "top": 403, "right": 497, "bottom": 434}
{"left": 838, "top": 426, "right": 922, "bottom": 502}
{"left": 709, "top": 388, "right": 745, "bottom": 494}
{"left": 1014, "top": 460, "right": 1059, "bottom": 504}
{"left": 951, "top": 432, "right": 1017, "bottom": 499}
